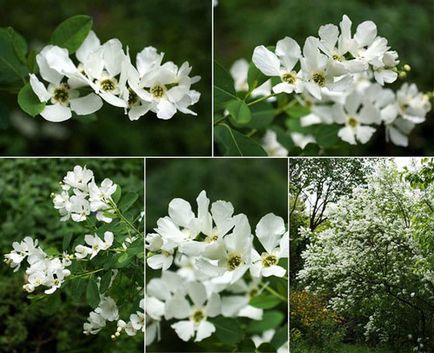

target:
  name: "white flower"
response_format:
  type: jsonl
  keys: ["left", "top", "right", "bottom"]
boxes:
{"left": 129, "top": 47, "right": 201, "bottom": 120}
{"left": 82, "top": 232, "right": 114, "bottom": 259}
{"left": 291, "top": 132, "right": 316, "bottom": 149}
{"left": 169, "top": 282, "right": 221, "bottom": 342}
{"left": 206, "top": 214, "right": 253, "bottom": 285}
{"left": 76, "top": 33, "right": 129, "bottom": 108}
{"left": 262, "top": 130, "right": 288, "bottom": 156}
{"left": 333, "top": 91, "right": 380, "bottom": 145}
{"left": 29, "top": 46, "right": 103, "bottom": 122}
{"left": 230, "top": 58, "right": 273, "bottom": 97}
{"left": 69, "top": 195, "right": 91, "bottom": 222}
{"left": 83, "top": 311, "right": 106, "bottom": 335}
{"left": 95, "top": 296, "right": 119, "bottom": 321}
{"left": 4, "top": 237, "right": 40, "bottom": 271}
{"left": 253, "top": 37, "right": 304, "bottom": 94}
{"left": 300, "top": 37, "right": 351, "bottom": 100}
{"left": 63, "top": 165, "right": 94, "bottom": 191}
{"left": 250, "top": 213, "right": 288, "bottom": 278}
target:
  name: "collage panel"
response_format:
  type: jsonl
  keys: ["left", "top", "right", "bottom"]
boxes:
{"left": 214, "top": 0, "right": 433, "bottom": 156}
{"left": 0, "top": 158, "right": 144, "bottom": 352}
{"left": 145, "top": 158, "right": 288, "bottom": 352}
{"left": 289, "top": 157, "right": 434, "bottom": 352}
{"left": 0, "top": 0, "right": 211, "bottom": 156}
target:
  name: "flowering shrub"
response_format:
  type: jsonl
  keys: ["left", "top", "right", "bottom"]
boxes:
{"left": 146, "top": 191, "right": 288, "bottom": 352}
{"left": 3, "top": 15, "right": 200, "bottom": 123}
{"left": 296, "top": 161, "right": 434, "bottom": 352}
{"left": 215, "top": 15, "right": 433, "bottom": 156}
{"left": 4, "top": 165, "right": 144, "bottom": 341}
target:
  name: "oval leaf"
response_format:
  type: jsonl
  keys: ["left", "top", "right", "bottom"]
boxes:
{"left": 0, "top": 27, "right": 29, "bottom": 84}
{"left": 249, "top": 294, "right": 281, "bottom": 309}
{"left": 18, "top": 83, "right": 45, "bottom": 117}
{"left": 212, "top": 317, "right": 243, "bottom": 345}
{"left": 247, "top": 311, "right": 284, "bottom": 333}
{"left": 215, "top": 124, "right": 267, "bottom": 156}
{"left": 86, "top": 278, "right": 100, "bottom": 309}
{"left": 50, "top": 15, "right": 93, "bottom": 54}
{"left": 215, "top": 61, "right": 237, "bottom": 109}
{"left": 226, "top": 99, "right": 252, "bottom": 125}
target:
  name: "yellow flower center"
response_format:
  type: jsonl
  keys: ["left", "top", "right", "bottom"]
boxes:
{"left": 151, "top": 85, "right": 165, "bottom": 98}
{"left": 312, "top": 72, "right": 326, "bottom": 87}
{"left": 227, "top": 254, "right": 242, "bottom": 270}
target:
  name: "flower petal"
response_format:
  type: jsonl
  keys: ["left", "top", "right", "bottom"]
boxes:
{"left": 40, "top": 104, "right": 72, "bottom": 122}
{"left": 29, "top": 74, "right": 51, "bottom": 102}
{"left": 256, "top": 213, "right": 285, "bottom": 253}
{"left": 195, "top": 321, "right": 215, "bottom": 342}
{"left": 252, "top": 46, "right": 281, "bottom": 76}
{"left": 156, "top": 99, "right": 177, "bottom": 120}
{"left": 70, "top": 93, "right": 103, "bottom": 115}
{"left": 76, "top": 31, "right": 101, "bottom": 63}
{"left": 171, "top": 320, "right": 194, "bottom": 342}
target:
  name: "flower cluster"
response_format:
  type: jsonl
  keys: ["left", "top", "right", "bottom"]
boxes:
{"left": 30, "top": 30, "right": 200, "bottom": 122}
{"left": 145, "top": 191, "right": 288, "bottom": 345}
{"left": 249, "top": 15, "right": 432, "bottom": 147}
{"left": 52, "top": 165, "right": 117, "bottom": 223}
{"left": 4, "top": 237, "right": 72, "bottom": 294}
{"left": 4, "top": 165, "right": 144, "bottom": 343}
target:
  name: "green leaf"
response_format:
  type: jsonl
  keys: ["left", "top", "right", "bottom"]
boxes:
{"left": 17, "top": 83, "right": 45, "bottom": 117}
{"left": 119, "top": 192, "right": 139, "bottom": 212}
{"left": 99, "top": 271, "right": 112, "bottom": 293}
{"left": 86, "top": 278, "right": 100, "bottom": 309}
{"left": 127, "top": 238, "right": 144, "bottom": 256}
{"left": 246, "top": 101, "right": 275, "bottom": 129}
{"left": 7, "top": 27, "right": 27, "bottom": 64}
{"left": 271, "top": 125, "right": 294, "bottom": 151}
{"left": 247, "top": 61, "right": 267, "bottom": 90}
{"left": 312, "top": 123, "right": 341, "bottom": 147}
{"left": 247, "top": 311, "right": 285, "bottom": 333}
{"left": 270, "top": 324, "right": 288, "bottom": 349}
{"left": 215, "top": 124, "right": 267, "bottom": 156}
{"left": 238, "top": 338, "right": 256, "bottom": 353}
{"left": 26, "top": 49, "right": 37, "bottom": 72}
{"left": 286, "top": 104, "right": 310, "bottom": 119}
{"left": 62, "top": 233, "right": 73, "bottom": 251}
{"left": 115, "top": 252, "right": 134, "bottom": 268}
{"left": 212, "top": 317, "right": 243, "bottom": 345}
{"left": 112, "top": 184, "right": 122, "bottom": 203}
{"left": 50, "top": 15, "right": 93, "bottom": 54}
{"left": 257, "top": 343, "right": 277, "bottom": 353}
{"left": 214, "top": 61, "right": 237, "bottom": 109}
{"left": 44, "top": 246, "right": 60, "bottom": 256}
{"left": 0, "top": 27, "right": 29, "bottom": 84}
{"left": 249, "top": 294, "right": 281, "bottom": 309}
{"left": 300, "top": 143, "right": 320, "bottom": 156}
{"left": 226, "top": 99, "right": 251, "bottom": 126}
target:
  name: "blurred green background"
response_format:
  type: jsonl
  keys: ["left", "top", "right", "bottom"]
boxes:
{"left": 215, "top": 0, "right": 434, "bottom": 156}
{"left": 0, "top": 158, "right": 144, "bottom": 353}
{"left": 146, "top": 158, "right": 288, "bottom": 352}
{"left": 0, "top": 0, "right": 211, "bottom": 156}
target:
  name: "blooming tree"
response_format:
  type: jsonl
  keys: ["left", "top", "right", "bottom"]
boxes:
{"left": 296, "top": 161, "right": 434, "bottom": 352}
{"left": 215, "top": 15, "right": 433, "bottom": 156}
{"left": 146, "top": 191, "right": 289, "bottom": 352}
{"left": 3, "top": 15, "right": 200, "bottom": 123}
{"left": 4, "top": 165, "right": 144, "bottom": 340}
